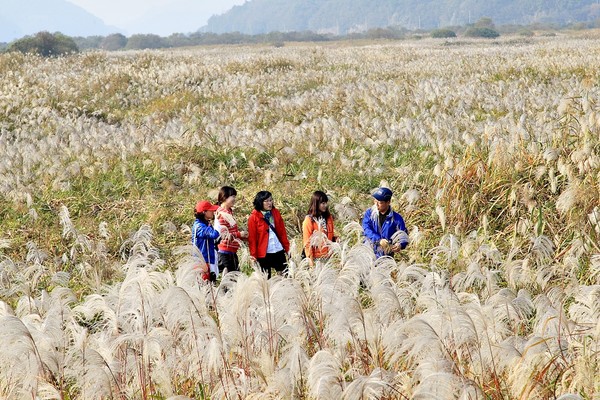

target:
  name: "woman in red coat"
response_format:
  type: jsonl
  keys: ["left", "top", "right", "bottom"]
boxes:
{"left": 247, "top": 191, "right": 290, "bottom": 278}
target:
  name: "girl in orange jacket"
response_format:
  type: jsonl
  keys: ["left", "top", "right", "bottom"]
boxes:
{"left": 302, "top": 191, "right": 336, "bottom": 266}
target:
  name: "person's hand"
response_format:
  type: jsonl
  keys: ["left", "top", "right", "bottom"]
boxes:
{"left": 308, "top": 258, "right": 314, "bottom": 267}
{"left": 195, "top": 263, "right": 210, "bottom": 281}
{"left": 240, "top": 231, "right": 248, "bottom": 239}
{"left": 379, "top": 238, "right": 390, "bottom": 252}
{"left": 391, "top": 244, "right": 402, "bottom": 253}
{"left": 194, "top": 263, "right": 209, "bottom": 273}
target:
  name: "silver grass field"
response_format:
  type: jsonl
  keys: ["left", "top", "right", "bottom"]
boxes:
{"left": 0, "top": 35, "right": 599, "bottom": 399}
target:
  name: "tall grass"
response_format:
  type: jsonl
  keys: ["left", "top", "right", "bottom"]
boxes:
{"left": 0, "top": 36, "right": 599, "bottom": 398}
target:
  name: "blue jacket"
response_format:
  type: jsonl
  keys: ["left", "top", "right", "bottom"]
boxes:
{"left": 192, "top": 219, "right": 220, "bottom": 264}
{"left": 362, "top": 207, "right": 408, "bottom": 257}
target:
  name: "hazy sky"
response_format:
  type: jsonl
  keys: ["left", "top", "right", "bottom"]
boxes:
{"left": 66, "top": 0, "right": 246, "bottom": 35}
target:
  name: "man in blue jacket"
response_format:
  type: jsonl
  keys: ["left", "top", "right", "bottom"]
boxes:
{"left": 362, "top": 187, "right": 409, "bottom": 258}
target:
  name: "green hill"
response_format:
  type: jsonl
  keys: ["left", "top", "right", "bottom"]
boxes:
{"left": 202, "top": 0, "right": 600, "bottom": 34}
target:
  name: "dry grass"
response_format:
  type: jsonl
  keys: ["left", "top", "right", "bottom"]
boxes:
{"left": 0, "top": 35, "right": 599, "bottom": 399}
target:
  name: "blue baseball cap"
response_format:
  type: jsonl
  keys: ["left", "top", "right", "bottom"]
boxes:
{"left": 372, "top": 187, "right": 393, "bottom": 201}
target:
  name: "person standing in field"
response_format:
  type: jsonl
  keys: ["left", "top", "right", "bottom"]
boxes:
{"left": 216, "top": 186, "right": 248, "bottom": 274}
{"left": 362, "top": 187, "right": 409, "bottom": 258}
{"left": 302, "top": 190, "right": 337, "bottom": 266}
{"left": 192, "top": 200, "right": 220, "bottom": 283}
{"left": 247, "top": 191, "right": 290, "bottom": 279}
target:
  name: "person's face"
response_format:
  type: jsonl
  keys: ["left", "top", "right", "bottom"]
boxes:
{"left": 319, "top": 201, "right": 328, "bottom": 213}
{"left": 262, "top": 197, "right": 274, "bottom": 211}
{"left": 375, "top": 199, "right": 390, "bottom": 214}
{"left": 223, "top": 195, "right": 236, "bottom": 208}
{"left": 205, "top": 210, "right": 215, "bottom": 220}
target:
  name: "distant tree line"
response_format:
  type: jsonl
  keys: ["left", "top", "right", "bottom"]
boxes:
{"left": 1, "top": 17, "right": 599, "bottom": 56}
{"left": 72, "top": 31, "right": 334, "bottom": 51}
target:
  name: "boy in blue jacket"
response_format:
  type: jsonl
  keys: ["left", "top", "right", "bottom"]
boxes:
{"left": 192, "top": 200, "right": 221, "bottom": 282}
{"left": 362, "top": 187, "right": 409, "bottom": 258}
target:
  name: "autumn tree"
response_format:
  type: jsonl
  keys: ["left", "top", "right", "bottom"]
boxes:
{"left": 7, "top": 31, "right": 78, "bottom": 56}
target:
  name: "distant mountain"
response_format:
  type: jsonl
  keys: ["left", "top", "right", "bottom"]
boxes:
{"left": 0, "top": 0, "right": 116, "bottom": 43}
{"left": 202, "top": 0, "right": 600, "bottom": 34}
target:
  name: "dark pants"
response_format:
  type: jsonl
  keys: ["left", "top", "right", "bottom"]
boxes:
{"left": 257, "top": 250, "right": 287, "bottom": 279}
{"left": 218, "top": 252, "right": 239, "bottom": 274}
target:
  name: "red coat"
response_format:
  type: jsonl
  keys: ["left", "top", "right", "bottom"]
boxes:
{"left": 248, "top": 208, "right": 290, "bottom": 259}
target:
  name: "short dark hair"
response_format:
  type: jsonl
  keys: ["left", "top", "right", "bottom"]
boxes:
{"left": 307, "top": 190, "right": 330, "bottom": 219}
{"left": 195, "top": 211, "right": 208, "bottom": 223}
{"left": 253, "top": 190, "right": 273, "bottom": 211}
{"left": 217, "top": 186, "right": 237, "bottom": 205}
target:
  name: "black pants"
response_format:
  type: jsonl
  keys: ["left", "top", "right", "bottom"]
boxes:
{"left": 257, "top": 250, "right": 287, "bottom": 279}
{"left": 218, "top": 252, "right": 239, "bottom": 274}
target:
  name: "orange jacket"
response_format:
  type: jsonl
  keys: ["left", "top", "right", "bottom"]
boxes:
{"left": 248, "top": 208, "right": 290, "bottom": 259}
{"left": 302, "top": 215, "right": 335, "bottom": 259}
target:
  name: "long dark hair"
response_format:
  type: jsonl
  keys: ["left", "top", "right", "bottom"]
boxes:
{"left": 307, "top": 190, "right": 330, "bottom": 219}
{"left": 217, "top": 186, "right": 237, "bottom": 205}
{"left": 253, "top": 191, "right": 273, "bottom": 211}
